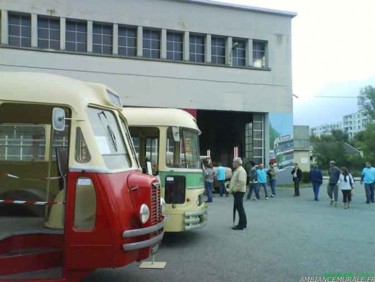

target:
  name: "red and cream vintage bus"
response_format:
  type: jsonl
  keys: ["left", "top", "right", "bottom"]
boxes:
{"left": 0, "top": 72, "right": 164, "bottom": 281}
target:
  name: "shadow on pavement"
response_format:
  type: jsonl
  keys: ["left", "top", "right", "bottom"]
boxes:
{"left": 161, "top": 231, "right": 202, "bottom": 248}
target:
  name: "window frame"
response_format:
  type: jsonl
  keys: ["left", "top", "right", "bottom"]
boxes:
{"left": 8, "top": 12, "right": 31, "bottom": 47}
{"left": 166, "top": 31, "right": 183, "bottom": 61}
{"left": 211, "top": 36, "right": 226, "bottom": 65}
{"left": 65, "top": 19, "right": 87, "bottom": 52}
{"left": 189, "top": 33, "right": 205, "bottom": 63}
{"left": 92, "top": 22, "right": 113, "bottom": 55}
{"left": 253, "top": 40, "right": 268, "bottom": 68}
{"left": 142, "top": 28, "right": 161, "bottom": 59}
{"left": 232, "top": 38, "right": 247, "bottom": 67}
{"left": 37, "top": 15, "right": 60, "bottom": 50}
{"left": 118, "top": 25, "right": 137, "bottom": 57}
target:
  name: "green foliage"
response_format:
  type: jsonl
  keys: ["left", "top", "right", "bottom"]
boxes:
{"left": 353, "top": 123, "right": 375, "bottom": 164}
{"left": 354, "top": 85, "right": 375, "bottom": 164}
{"left": 358, "top": 85, "right": 375, "bottom": 120}
{"left": 312, "top": 129, "right": 362, "bottom": 171}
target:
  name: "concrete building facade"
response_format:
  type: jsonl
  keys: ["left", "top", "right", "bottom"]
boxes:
{"left": 310, "top": 110, "right": 371, "bottom": 140}
{"left": 0, "top": 0, "right": 295, "bottom": 165}
{"left": 343, "top": 111, "right": 370, "bottom": 139}
{"left": 310, "top": 122, "right": 343, "bottom": 138}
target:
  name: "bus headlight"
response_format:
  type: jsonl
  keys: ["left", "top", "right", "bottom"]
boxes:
{"left": 139, "top": 204, "right": 150, "bottom": 224}
{"left": 160, "top": 197, "right": 166, "bottom": 214}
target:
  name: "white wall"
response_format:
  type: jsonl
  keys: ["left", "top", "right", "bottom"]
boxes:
{"left": 0, "top": 0, "right": 294, "bottom": 113}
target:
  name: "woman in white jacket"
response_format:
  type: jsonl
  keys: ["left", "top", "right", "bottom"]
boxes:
{"left": 339, "top": 167, "right": 354, "bottom": 209}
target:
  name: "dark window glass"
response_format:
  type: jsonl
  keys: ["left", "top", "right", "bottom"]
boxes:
{"left": 118, "top": 26, "right": 137, "bottom": 56}
{"left": 92, "top": 23, "right": 113, "bottom": 54}
{"left": 38, "top": 16, "right": 60, "bottom": 50}
{"left": 143, "top": 29, "right": 160, "bottom": 59}
{"left": 65, "top": 19, "right": 87, "bottom": 52}
{"left": 8, "top": 13, "right": 31, "bottom": 47}
{"left": 189, "top": 34, "right": 205, "bottom": 63}
{"left": 211, "top": 36, "right": 226, "bottom": 65}
{"left": 232, "top": 39, "right": 247, "bottom": 66}
{"left": 167, "top": 32, "right": 183, "bottom": 61}
{"left": 253, "top": 40, "right": 267, "bottom": 68}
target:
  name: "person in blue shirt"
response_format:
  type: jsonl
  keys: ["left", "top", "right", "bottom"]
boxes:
{"left": 256, "top": 163, "right": 269, "bottom": 200}
{"left": 216, "top": 163, "right": 228, "bottom": 197}
{"left": 309, "top": 164, "right": 323, "bottom": 201}
{"left": 361, "top": 162, "right": 375, "bottom": 204}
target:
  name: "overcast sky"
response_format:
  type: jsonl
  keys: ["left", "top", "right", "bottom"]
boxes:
{"left": 221, "top": 0, "right": 375, "bottom": 126}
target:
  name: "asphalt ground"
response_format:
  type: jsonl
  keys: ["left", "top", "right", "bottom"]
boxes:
{"left": 83, "top": 181, "right": 375, "bottom": 282}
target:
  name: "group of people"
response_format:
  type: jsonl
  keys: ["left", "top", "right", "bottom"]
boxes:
{"left": 247, "top": 161, "right": 277, "bottom": 200}
{"left": 205, "top": 157, "right": 375, "bottom": 231}
{"left": 296, "top": 160, "right": 375, "bottom": 209}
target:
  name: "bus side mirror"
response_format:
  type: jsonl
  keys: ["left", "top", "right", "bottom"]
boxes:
{"left": 52, "top": 108, "right": 66, "bottom": 132}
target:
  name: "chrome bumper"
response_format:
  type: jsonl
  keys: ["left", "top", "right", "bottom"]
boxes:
{"left": 184, "top": 209, "right": 208, "bottom": 231}
{"left": 122, "top": 221, "right": 164, "bottom": 252}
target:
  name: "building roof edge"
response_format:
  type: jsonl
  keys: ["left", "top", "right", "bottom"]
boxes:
{"left": 174, "top": 0, "right": 297, "bottom": 18}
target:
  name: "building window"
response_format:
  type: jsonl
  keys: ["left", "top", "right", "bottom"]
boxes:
{"left": 38, "top": 16, "right": 60, "bottom": 50}
{"left": 8, "top": 13, "right": 31, "bottom": 47}
{"left": 143, "top": 29, "right": 160, "bottom": 59}
{"left": 66, "top": 19, "right": 87, "bottom": 52}
{"left": 93, "top": 23, "right": 113, "bottom": 55}
{"left": 211, "top": 36, "right": 226, "bottom": 65}
{"left": 167, "top": 32, "right": 183, "bottom": 61}
{"left": 118, "top": 26, "right": 137, "bottom": 56}
{"left": 232, "top": 39, "right": 246, "bottom": 66}
{"left": 189, "top": 34, "right": 205, "bottom": 63}
{"left": 253, "top": 40, "right": 267, "bottom": 68}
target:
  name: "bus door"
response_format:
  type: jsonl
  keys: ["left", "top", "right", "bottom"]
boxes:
{"left": 129, "top": 127, "right": 159, "bottom": 175}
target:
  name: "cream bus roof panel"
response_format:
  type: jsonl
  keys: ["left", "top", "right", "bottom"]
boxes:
{"left": 0, "top": 72, "right": 121, "bottom": 110}
{"left": 123, "top": 108, "right": 200, "bottom": 132}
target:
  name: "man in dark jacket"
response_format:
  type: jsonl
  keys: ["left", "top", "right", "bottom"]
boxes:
{"left": 291, "top": 163, "right": 302, "bottom": 196}
{"left": 246, "top": 161, "right": 259, "bottom": 200}
{"left": 309, "top": 165, "right": 323, "bottom": 201}
{"left": 327, "top": 160, "right": 340, "bottom": 207}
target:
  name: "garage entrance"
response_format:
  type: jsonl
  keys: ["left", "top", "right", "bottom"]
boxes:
{"left": 196, "top": 110, "right": 266, "bottom": 166}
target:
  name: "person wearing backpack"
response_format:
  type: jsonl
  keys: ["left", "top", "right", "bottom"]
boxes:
{"left": 339, "top": 167, "right": 354, "bottom": 209}
{"left": 246, "top": 161, "right": 259, "bottom": 200}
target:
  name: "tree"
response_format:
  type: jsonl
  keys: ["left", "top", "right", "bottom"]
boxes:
{"left": 355, "top": 85, "right": 375, "bottom": 163}
{"left": 353, "top": 123, "right": 375, "bottom": 164}
{"left": 311, "top": 129, "right": 362, "bottom": 171}
{"left": 358, "top": 85, "right": 375, "bottom": 120}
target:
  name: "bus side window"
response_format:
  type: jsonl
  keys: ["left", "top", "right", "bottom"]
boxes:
{"left": 74, "top": 177, "right": 96, "bottom": 230}
{"left": 75, "top": 127, "right": 91, "bottom": 163}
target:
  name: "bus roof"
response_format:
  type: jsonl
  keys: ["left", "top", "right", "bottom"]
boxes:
{"left": 0, "top": 72, "right": 122, "bottom": 111}
{"left": 123, "top": 107, "right": 200, "bottom": 132}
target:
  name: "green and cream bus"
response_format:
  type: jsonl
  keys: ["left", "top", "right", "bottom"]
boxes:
{"left": 124, "top": 108, "right": 207, "bottom": 232}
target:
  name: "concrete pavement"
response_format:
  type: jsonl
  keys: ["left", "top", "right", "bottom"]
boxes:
{"left": 82, "top": 182, "right": 375, "bottom": 282}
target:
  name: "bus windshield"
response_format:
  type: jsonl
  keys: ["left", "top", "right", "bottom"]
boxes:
{"left": 166, "top": 127, "right": 200, "bottom": 169}
{"left": 87, "top": 107, "right": 131, "bottom": 170}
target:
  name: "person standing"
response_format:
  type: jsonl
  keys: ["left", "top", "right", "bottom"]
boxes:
{"left": 216, "top": 163, "right": 228, "bottom": 197}
{"left": 204, "top": 163, "right": 215, "bottom": 203}
{"left": 361, "top": 162, "right": 375, "bottom": 204}
{"left": 291, "top": 163, "right": 302, "bottom": 197}
{"left": 246, "top": 161, "right": 259, "bottom": 200}
{"left": 339, "top": 167, "right": 354, "bottom": 209}
{"left": 267, "top": 163, "right": 277, "bottom": 197}
{"left": 256, "top": 163, "right": 269, "bottom": 200}
{"left": 229, "top": 157, "right": 247, "bottom": 230}
{"left": 309, "top": 165, "right": 323, "bottom": 201}
{"left": 327, "top": 161, "right": 341, "bottom": 207}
